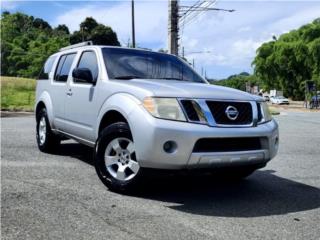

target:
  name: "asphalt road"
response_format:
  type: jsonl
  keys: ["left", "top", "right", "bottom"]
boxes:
{"left": 1, "top": 113, "right": 320, "bottom": 240}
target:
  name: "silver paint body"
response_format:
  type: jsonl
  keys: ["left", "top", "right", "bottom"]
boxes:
{"left": 36, "top": 46, "right": 279, "bottom": 169}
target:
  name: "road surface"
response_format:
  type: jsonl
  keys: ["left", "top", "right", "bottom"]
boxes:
{"left": 1, "top": 113, "right": 320, "bottom": 240}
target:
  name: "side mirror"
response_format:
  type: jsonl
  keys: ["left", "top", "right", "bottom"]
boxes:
{"left": 72, "top": 68, "right": 95, "bottom": 84}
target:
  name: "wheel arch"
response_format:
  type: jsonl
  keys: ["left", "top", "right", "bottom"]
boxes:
{"left": 35, "top": 91, "right": 54, "bottom": 128}
{"left": 98, "top": 110, "right": 128, "bottom": 136}
{"left": 95, "top": 93, "right": 141, "bottom": 140}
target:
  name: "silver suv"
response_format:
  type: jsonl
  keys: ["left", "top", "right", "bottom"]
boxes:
{"left": 35, "top": 42, "right": 279, "bottom": 192}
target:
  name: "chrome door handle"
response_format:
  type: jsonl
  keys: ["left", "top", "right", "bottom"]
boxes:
{"left": 66, "top": 89, "right": 73, "bottom": 96}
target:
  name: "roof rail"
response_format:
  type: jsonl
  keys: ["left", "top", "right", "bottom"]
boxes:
{"left": 59, "top": 41, "right": 93, "bottom": 52}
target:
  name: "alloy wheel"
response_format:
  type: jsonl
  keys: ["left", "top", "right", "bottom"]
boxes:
{"left": 104, "top": 137, "right": 140, "bottom": 181}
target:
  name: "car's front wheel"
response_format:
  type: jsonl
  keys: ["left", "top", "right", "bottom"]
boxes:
{"left": 95, "top": 122, "right": 143, "bottom": 192}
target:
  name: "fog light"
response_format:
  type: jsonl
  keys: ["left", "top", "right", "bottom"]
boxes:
{"left": 163, "top": 141, "right": 177, "bottom": 154}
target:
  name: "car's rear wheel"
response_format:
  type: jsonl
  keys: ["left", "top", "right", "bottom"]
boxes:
{"left": 95, "top": 122, "right": 143, "bottom": 192}
{"left": 36, "top": 108, "right": 60, "bottom": 152}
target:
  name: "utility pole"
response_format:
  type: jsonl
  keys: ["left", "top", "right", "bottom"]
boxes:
{"left": 131, "top": 0, "right": 136, "bottom": 48}
{"left": 168, "top": 0, "right": 179, "bottom": 55}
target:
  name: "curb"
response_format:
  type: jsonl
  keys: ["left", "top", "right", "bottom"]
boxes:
{"left": 1, "top": 111, "right": 34, "bottom": 118}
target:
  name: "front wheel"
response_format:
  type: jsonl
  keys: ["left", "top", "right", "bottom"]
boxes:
{"left": 95, "top": 122, "right": 143, "bottom": 192}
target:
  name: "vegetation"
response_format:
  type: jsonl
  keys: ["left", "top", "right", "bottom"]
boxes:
{"left": 210, "top": 72, "right": 261, "bottom": 91}
{"left": 1, "top": 76, "right": 36, "bottom": 111}
{"left": 211, "top": 18, "right": 320, "bottom": 100}
{"left": 1, "top": 12, "right": 120, "bottom": 79}
{"left": 253, "top": 18, "right": 320, "bottom": 100}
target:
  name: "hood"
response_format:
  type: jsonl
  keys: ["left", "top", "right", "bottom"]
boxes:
{"left": 117, "top": 79, "right": 258, "bottom": 101}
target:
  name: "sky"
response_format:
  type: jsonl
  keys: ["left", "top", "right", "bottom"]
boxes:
{"left": 1, "top": 0, "right": 320, "bottom": 79}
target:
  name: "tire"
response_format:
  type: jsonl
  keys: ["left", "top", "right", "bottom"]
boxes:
{"left": 95, "top": 122, "right": 143, "bottom": 193}
{"left": 36, "top": 108, "right": 60, "bottom": 153}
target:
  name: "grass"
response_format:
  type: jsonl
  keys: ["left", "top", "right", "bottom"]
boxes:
{"left": 1, "top": 76, "right": 36, "bottom": 111}
{"left": 269, "top": 106, "right": 280, "bottom": 115}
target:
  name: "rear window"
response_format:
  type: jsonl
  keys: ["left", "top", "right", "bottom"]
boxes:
{"left": 38, "top": 56, "right": 56, "bottom": 80}
{"left": 54, "top": 53, "right": 76, "bottom": 82}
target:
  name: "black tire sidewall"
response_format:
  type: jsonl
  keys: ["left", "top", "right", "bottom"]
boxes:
{"left": 95, "top": 122, "right": 142, "bottom": 192}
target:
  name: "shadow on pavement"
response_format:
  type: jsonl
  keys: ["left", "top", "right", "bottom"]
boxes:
{"left": 57, "top": 142, "right": 320, "bottom": 218}
{"left": 56, "top": 142, "right": 95, "bottom": 166}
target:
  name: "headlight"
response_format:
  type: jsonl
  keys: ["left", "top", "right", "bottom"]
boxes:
{"left": 259, "top": 102, "right": 272, "bottom": 123}
{"left": 143, "top": 97, "right": 186, "bottom": 121}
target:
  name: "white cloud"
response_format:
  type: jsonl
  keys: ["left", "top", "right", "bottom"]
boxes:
{"left": 53, "top": 1, "right": 167, "bottom": 48}
{"left": 52, "top": 0, "right": 320, "bottom": 78}
{"left": 1, "top": 1, "right": 19, "bottom": 10}
{"left": 237, "top": 26, "right": 251, "bottom": 33}
{"left": 179, "top": 0, "right": 320, "bottom": 78}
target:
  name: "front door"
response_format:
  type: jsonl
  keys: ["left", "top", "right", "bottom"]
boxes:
{"left": 64, "top": 50, "right": 100, "bottom": 142}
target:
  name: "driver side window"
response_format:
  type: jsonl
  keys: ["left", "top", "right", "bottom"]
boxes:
{"left": 75, "top": 51, "right": 99, "bottom": 83}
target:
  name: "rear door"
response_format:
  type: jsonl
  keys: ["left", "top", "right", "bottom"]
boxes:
{"left": 64, "top": 49, "right": 100, "bottom": 142}
{"left": 51, "top": 52, "right": 77, "bottom": 130}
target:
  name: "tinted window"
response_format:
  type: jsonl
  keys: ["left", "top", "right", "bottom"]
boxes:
{"left": 38, "top": 56, "right": 56, "bottom": 80}
{"left": 76, "top": 51, "right": 98, "bottom": 83}
{"left": 54, "top": 53, "right": 76, "bottom": 82}
{"left": 102, "top": 48, "right": 205, "bottom": 83}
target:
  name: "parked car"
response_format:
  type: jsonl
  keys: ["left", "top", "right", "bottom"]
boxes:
{"left": 270, "top": 96, "right": 289, "bottom": 105}
{"left": 310, "top": 95, "right": 320, "bottom": 109}
{"left": 35, "top": 42, "right": 279, "bottom": 192}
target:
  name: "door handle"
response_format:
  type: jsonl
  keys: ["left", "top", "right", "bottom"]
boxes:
{"left": 66, "top": 89, "right": 73, "bottom": 96}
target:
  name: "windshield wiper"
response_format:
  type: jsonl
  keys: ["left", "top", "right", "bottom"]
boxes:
{"left": 114, "top": 75, "right": 142, "bottom": 80}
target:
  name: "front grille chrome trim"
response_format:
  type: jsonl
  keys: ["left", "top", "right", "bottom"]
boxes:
{"left": 178, "top": 98, "right": 258, "bottom": 128}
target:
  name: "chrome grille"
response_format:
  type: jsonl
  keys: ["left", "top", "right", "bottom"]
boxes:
{"left": 206, "top": 101, "right": 253, "bottom": 125}
{"left": 179, "top": 99, "right": 256, "bottom": 127}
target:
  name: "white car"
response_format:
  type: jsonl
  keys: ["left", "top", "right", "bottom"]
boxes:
{"left": 270, "top": 96, "right": 289, "bottom": 105}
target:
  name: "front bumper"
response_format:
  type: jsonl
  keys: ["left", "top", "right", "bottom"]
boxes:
{"left": 129, "top": 106, "right": 279, "bottom": 170}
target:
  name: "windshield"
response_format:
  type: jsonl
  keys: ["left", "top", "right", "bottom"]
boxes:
{"left": 102, "top": 48, "right": 205, "bottom": 83}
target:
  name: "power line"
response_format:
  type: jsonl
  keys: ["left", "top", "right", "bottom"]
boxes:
{"left": 179, "top": 0, "right": 206, "bottom": 53}
{"left": 180, "top": 6, "right": 235, "bottom": 12}
{"left": 180, "top": 1, "right": 216, "bottom": 28}
{"left": 179, "top": 0, "right": 203, "bottom": 24}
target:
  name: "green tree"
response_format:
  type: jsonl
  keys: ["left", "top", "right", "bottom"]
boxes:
{"left": 1, "top": 12, "right": 120, "bottom": 78}
{"left": 210, "top": 73, "right": 261, "bottom": 92}
{"left": 70, "top": 17, "right": 120, "bottom": 46}
{"left": 253, "top": 18, "right": 320, "bottom": 100}
{"left": 54, "top": 24, "right": 70, "bottom": 35}
{"left": 1, "top": 12, "right": 69, "bottom": 77}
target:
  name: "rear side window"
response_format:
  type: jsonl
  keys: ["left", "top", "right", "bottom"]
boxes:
{"left": 75, "top": 51, "right": 98, "bottom": 83}
{"left": 54, "top": 53, "right": 76, "bottom": 82}
{"left": 38, "top": 56, "right": 56, "bottom": 80}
